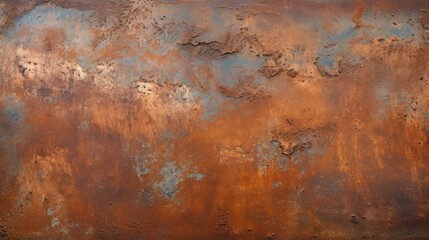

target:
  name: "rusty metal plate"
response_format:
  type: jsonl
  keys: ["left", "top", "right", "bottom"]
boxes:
{"left": 1, "top": 0, "right": 429, "bottom": 239}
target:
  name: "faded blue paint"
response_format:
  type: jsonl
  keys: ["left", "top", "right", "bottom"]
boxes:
{"left": 78, "top": 120, "right": 88, "bottom": 130}
{"left": 315, "top": 10, "right": 421, "bottom": 44}
{"left": 301, "top": 145, "right": 325, "bottom": 159}
{"left": 5, "top": 5, "right": 269, "bottom": 125}
{"left": 77, "top": 57, "right": 92, "bottom": 70}
{"left": 8, "top": 5, "right": 93, "bottom": 46}
{"left": 317, "top": 54, "right": 337, "bottom": 69}
{"left": 3, "top": 96, "right": 26, "bottom": 124}
{"left": 135, "top": 163, "right": 150, "bottom": 181}
{"left": 192, "top": 58, "right": 266, "bottom": 121}
{"left": 278, "top": 155, "right": 288, "bottom": 170}
{"left": 212, "top": 54, "right": 264, "bottom": 88}
{"left": 122, "top": 57, "right": 133, "bottom": 66}
{"left": 316, "top": 46, "right": 342, "bottom": 76}
{"left": 334, "top": 27, "right": 356, "bottom": 42}
{"left": 187, "top": 172, "right": 204, "bottom": 181}
{"left": 287, "top": 134, "right": 325, "bottom": 170}
{"left": 210, "top": 8, "right": 229, "bottom": 32}
{"left": 51, "top": 218, "right": 60, "bottom": 228}
{"left": 313, "top": 12, "right": 420, "bottom": 75}
{"left": 133, "top": 144, "right": 156, "bottom": 181}
{"left": 313, "top": 175, "right": 343, "bottom": 195}
{"left": 13, "top": 5, "right": 90, "bottom": 27}
{"left": 160, "top": 130, "right": 174, "bottom": 140}
{"left": 388, "top": 25, "right": 413, "bottom": 39}
{"left": 362, "top": 10, "right": 419, "bottom": 42}
{"left": 290, "top": 153, "right": 300, "bottom": 165}
{"left": 47, "top": 208, "right": 54, "bottom": 216}
{"left": 134, "top": 154, "right": 153, "bottom": 181}
{"left": 171, "top": 4, "right": 193, "bottom": 24}
{"left": 0, "top": 96, "right": 27, "bottom": 169}
{"left": 374, "top": 78, "right": 392, "bottom": 119}
{"left": 198, "top": 90, "right": 229, "bottom": 121}
{"left": 4, "top": 107, "right": 24, "bottom": 124}
{"left": 255, "top": 140, "right": 282, "bottom": 171}
{"left": 269, "top": 140, "right": 288, "bottom": 171}
{"left": 289, "top": 45, "right": 306, "bottom": 65}
{"left": 156, "top": 162, "right": 183, "bottom": 199}
{"left": 322, "top": 15, "right": 355, "bottom": 44}
{"left": 162, "top": 144, "right": 175, "bottom": 159}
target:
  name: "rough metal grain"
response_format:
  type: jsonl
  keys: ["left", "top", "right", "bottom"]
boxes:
{"left": 0, "top": 0, "right": 429, "bottom": 239}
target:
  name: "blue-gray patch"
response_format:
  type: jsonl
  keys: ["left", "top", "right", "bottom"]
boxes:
{"left": 255, "top": 140, "right": 286, "bottom": 171}
{"left": 160, "top": 131, "right": 177, "bottom": 141}
{"left": 316, "top": 46, "right": 342, "bottom": 76}
{"left": 47, "top": 208, "right": 54, "bottom": 216}
{"left": 187, "top": 172, "right": 204, "bottom": 181}
{"left": 374, "top": 78, "right": 392, "bottom": 119}
{"left": 51, "top": 218, "right": 60, "bottom": 228}
{"left": 134, "top": 156, "right": 152, "bottom": 181}
{"left": 77, "top": 57, "right": 92, "bottom": 71}
{"left": 156, "top": 162, "right": 183, "bottom": 199}
{"left": 361, "top": 10, "right": 419, "bottom": 43}
{"left": 0, "top": 96, "right": 28, "bottom": 168}
{"left": 3, "top": 96, "right": 26, "bottom": 124}
{"left": 8, "top": 5, "right": 92, "bottom": 46}
{"left": 330, "top": 27, "right": 357, "bottom": 43}
{"left": 212, "top": 54, "right": 263, "bottom": 89}
{"left": 163, "top": 144, "right": 175, "bottom": 159}
{"left": 197, "top": 90, "right": 230, "bottom": 121}
{"left": 313, "top": 175, "right": 343, "bottom": 195}
{"left": 78, "top": 120, "right": 89, "bottom": 130}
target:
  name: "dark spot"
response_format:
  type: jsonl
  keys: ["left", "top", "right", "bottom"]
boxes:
{"left": 350, "top": 214, "right": 359, "bottom": 224}
{"left": 17, "top": 64, "right": 27, "bottom": 76}
{"left": 287, "top": 68, "right": 298, "bottom": 78}
{"left": 0, "top": 221, "right": 9, "bottom": 240}
{"left": 37, "top": 88, "right": 53, "bottom": 98}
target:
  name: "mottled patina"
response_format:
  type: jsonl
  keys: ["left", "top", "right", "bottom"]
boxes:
{"left": 0, "top": 0, "right": 429, "bottom": 239}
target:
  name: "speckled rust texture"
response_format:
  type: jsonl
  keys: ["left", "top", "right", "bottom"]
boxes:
{"left": 1, "top": 0, "right": 429, "bottom": 239}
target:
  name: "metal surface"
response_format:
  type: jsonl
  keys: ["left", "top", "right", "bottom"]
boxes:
{"left": 1, "top": 0, "right": 429, "bottom": 239}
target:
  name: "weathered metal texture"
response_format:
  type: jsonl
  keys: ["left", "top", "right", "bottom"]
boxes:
{"left": 0, "top": 0, "right": 429, "bottom": 239}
